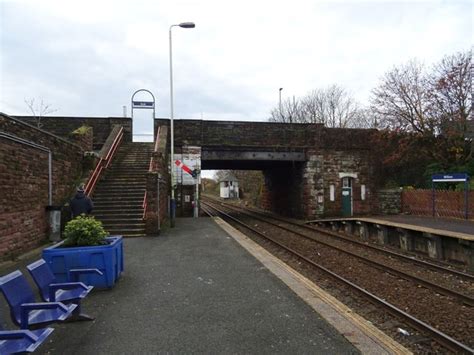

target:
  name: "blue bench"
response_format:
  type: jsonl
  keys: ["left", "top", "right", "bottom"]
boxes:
{"left": 0, "top": 328, "right": 53, "bottom": 354}
{"left": 0, "top": 270, "right": 77, "bottom": 329}
{"left": 27, "top": 259, "right": 101, "bottom": 321}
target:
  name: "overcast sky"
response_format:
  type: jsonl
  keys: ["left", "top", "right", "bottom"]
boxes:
{"left": 1, "top": 0, "right": 472, "bottom": 134}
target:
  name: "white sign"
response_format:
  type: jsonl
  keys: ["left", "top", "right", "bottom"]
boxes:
{"left": 174, "top": 153, "right": 201, "bottom": 186}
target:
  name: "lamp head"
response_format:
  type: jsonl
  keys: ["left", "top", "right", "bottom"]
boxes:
{"left": 179, "top": 22, "right": 195, "bottom": 28}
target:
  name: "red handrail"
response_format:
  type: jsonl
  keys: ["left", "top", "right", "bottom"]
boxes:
{"left": 142, "top": 191, "right": 147, "bottom": 220}
{"left": 85, "top": 127, "right": 124, "bottom": 196}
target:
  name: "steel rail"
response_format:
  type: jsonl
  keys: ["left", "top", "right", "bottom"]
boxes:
{"left": 209, "top": 200, "right": 474, "bottom": 306}
{"left": 206, "top": 195, "right": 473, "bottom": 281}
{"left": 203, "top": 201, "right": 474, "bottom": 354}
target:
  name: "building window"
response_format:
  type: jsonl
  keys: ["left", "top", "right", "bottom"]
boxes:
{"left": 361, "top": 184, "right": 366, "bottom": 201}
{"left": 330, "top": 184, "right": 335, "bottom": 201}
{"left": 342, "top": 177, "right": 352, "bottom": 188}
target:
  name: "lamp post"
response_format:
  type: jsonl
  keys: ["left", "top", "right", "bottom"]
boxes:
{"left": 279, "top": 87, "right": 283, "bottom": 118}
{"left": 169, "top": 21, "right": 195, "bottom": 228}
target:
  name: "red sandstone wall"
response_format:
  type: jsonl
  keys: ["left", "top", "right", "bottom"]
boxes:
{"left": 0, "top": 114, "right": 84, "bottom": 260}
{"left": 14, "top": 115, "right": 132, "bottom": 150}
{"left": 145, "top": 126, "right": 170, "bottom": 234}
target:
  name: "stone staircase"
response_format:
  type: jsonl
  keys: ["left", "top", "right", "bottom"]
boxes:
{"left": 92, "top": 142, "right": 153, "bottom": 237}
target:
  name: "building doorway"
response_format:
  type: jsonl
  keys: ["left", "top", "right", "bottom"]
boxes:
{"left": 341, "top": 177, "right": 353, "bottom": 217}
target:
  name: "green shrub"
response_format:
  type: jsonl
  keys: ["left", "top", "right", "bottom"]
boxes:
{"left": 63, "top": 215, "right": 108, "bottom": 246}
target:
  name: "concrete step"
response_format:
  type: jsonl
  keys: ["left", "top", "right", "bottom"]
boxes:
{"left": 95, "top": 181, "right": 147, "bottom": 187}
{"left": 94, "top": 185, "right": 146, "bottom": 190}
{"left": 99, "top": 178, "right": 147, "bottom": 182}
{"left": 94, "top": 200, "right": 143, "bottom": 209}
{"left": 93, "top": 202, "right": 143, "bottom": 213}
{"left": 93, "top": 194, "right": 145, "bottom": 200}
{"left": 106, "top": 171, "right": 148, "bottom": 174}
{"left": 94, "top": 204, "right": 142, "bottom": 209}
{"left": 94, "top": 189, "right": 145, "bottom": 195}
{"left": 102, "top": 227, "right": 146, "bottom": 234}
{"left": 93, "top": 213, "right": 143, "bottom": 219}
{"left": 99, "top": 218, "right": 144, "bottom": 225}
{"left": 94, "top": 198, "right": 144, "bottom": 203}
{"left": 93, "top": 188, "right": 146, "bottom": 194}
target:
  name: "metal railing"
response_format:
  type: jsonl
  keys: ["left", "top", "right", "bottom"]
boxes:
{"left": 142, "top": 191, "right": 147, "bottom": 220}
{"left": 85, "top": 127, "right": 124, "bottom": 196}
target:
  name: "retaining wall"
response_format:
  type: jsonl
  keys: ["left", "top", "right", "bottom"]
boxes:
{"left": 0, "top": 113, "right": 84, "bottom": 260}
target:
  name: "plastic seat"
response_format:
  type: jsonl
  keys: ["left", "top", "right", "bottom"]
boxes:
{"left": 0, "top": 328, "right": 54, "bottom": 354}
{"left": 0, "top": 270, "right": 77, "bottom": 329}
{"left": 27, "top": 259, "right": 100, "bottom": 321}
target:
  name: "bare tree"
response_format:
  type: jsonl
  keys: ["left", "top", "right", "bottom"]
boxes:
{"left": 24, "top": 97, "right": 57, "bottom": 128}
{"left": 370, "top": 60, "right": 435, "bottom": 135}
{"left": 370, "top": 50, "right": 472, "bottom": 170}
{"left": 428, "top": 50, "right": 472, "bottom": 137}
{"left": 269, "top": 85, "right": 365, "bottom": 128}
{"left": 301, "top": 85, "right": 362, "bottom": 127}
{"left": 269, "top": 96, "right": 304, "bottom": 123}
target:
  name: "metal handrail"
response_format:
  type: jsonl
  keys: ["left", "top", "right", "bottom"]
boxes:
{"left": 142, "top": 191, "right": 147, "bottom": 220}
{"left": 85, "top": 127, "right": 124, "bottom": 196}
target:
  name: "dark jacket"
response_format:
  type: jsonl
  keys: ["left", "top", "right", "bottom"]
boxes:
{"left": 70, "top": 191, "right": 93, "bottom": 218}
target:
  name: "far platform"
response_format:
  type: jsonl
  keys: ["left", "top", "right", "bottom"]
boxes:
{"left": 368, "top": 215, "right": 474, "bottom": 237}
{"left": 308, "top": 215, "right": 473, "bottom": 241}
{"left": 308, "top": 214, "right": 474, "bottom": 270}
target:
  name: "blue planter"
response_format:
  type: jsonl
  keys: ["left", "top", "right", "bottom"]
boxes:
{"left": 42, "top": 236, "right": 124, "bottom": 288}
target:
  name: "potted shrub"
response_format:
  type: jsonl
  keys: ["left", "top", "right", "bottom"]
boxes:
{"left": 42, "top": 216, "right": 124, "bottom": 288}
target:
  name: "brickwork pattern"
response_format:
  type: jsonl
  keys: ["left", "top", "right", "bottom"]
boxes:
{"left": 0, "top": 114, "right": 84, "bottom": 260}
{"left": 402, "top": 189, "right": 473, "bottom": 219}
{"left": 70, "top": 126, "right": 93, "bottom": 152}
{"left": 145, "top": 126, "right": 170, "bottom": 234}
{"left": 156, "top": 119, "right": 378, "bottom": 220}
{"left": 320, "top": 150, "right": 373, "bottom": 217}
{"left": 15, "top": 116, "right": 132, "bottom": 150}
{"left": 377, "top": 189, "right": 401, "bottom": 215}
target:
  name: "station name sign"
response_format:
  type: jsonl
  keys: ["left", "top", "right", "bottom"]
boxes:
{"left": 432, "top": 173, "right": 469, "bottom": 182}
{"left": 132, "top": 101, "right": 154, "bottom": 108}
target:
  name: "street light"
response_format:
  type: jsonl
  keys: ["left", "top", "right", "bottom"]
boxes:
{"left": 169, "top": 21, "right": 195, "bottom": 228}
{"left": 279, "top": 88, "right": 283, "bottom": 118}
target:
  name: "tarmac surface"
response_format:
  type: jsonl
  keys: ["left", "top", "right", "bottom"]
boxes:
{"left": 373, "top": 215, "right": 474, "bottom": 235}
{"left": 11, "top": 218, "right": 359, "bottom": 354}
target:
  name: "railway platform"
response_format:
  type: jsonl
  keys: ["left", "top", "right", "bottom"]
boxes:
{"left": 0, "top": 217, "right": 409, "bottom": 354}
{"left": 310, "top": 214, "right": 474, "bottom": 270}
{"left": 367, "top": 214, "right": 474, "bottom": 236}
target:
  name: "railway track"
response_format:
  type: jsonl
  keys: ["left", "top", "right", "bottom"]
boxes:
{"left": 201, "top": 198, "right": 474, "bottom": 354}
{"left": 205, "top": 199, "right": 474, "bottom": 304}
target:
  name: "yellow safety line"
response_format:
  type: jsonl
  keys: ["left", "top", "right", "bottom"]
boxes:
{"left": 214, "top": 217, "right": 412, "bottom": 355}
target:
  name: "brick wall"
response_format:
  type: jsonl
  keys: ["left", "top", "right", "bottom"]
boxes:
{"left": 261, "top": 165, "right": 304, "bottom": 217}
{"left": 156, "top": 119, "right": 324, "bottom": 149}
{"left": 0, "top": 113, "right": 84, "bottom": 260}
{"left": 155, "top": 119, "right": 375, "bottom": 151}
{"left": 377, "top": 189, "right": 402, "bottom": 215}
{"left": 15, "top": 116, "right": 132, "bottom": 150}
{"left": 319, "top": 149, "right": 374, "bottom": 217}
{"left": 145, "top": 126, "right": 170, "bottom": 234}
{"left": 402, "top": 189, "right": 473, "bottom": 219}
{"left": 70, "top": 126, "right": 93, "bottom": 152}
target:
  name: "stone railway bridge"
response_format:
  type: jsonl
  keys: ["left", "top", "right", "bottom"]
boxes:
{"left": 1, "top": 113, "right": 387, "bottom": 260}
{"left": 152, "top": 118, "right": 379, "bottom": 222}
